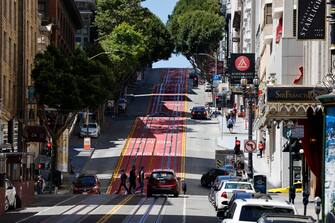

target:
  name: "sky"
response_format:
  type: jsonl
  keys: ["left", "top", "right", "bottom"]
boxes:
{"left": 141, "top": 0, "right": 191, "bottom": 68}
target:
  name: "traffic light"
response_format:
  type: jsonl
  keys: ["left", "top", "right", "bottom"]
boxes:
{"left": 47, "top": 142, "right": 52, "bottom": 150}
{"left": 234, "top": 139, "right": 241, "bottom": 155}
{"left": 38, "top": 163, "right": 45, "bottom": 169}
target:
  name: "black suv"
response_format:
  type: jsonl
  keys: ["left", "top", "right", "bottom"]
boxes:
{"left": 200, "top": 168, "right": 229, "bottom": 187}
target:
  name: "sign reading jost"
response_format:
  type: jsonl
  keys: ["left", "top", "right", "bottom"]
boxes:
{"left": 267, "top": 86, "right": 330, "bottom": 102}
{"left": 297, "top": 0, "right": 326, "bottom": 40}
{"left": 228, "top": 53, "right": 255, "bottom": 85}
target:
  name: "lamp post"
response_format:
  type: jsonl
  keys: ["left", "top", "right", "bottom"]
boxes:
{"left": 240, "top": 77, "right": 260, "bottom": 180}
{"left": 286, "top": 120, "right": 295, "bottom": 204}
{"left": 300, "top": 148, "right": 309, "bottom": 216}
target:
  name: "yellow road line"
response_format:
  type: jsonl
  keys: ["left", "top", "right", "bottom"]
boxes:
{"left": 107, "top": 81, "right": 156, "bottom": 194}
{"left": 107, "top": 118, "right": 139, "bottom": 194}
{"left": 181, "top": 73, "right": 188, "bottom": 180}
{"left": 97, "top": 195, "right": 134, "bottom": 223}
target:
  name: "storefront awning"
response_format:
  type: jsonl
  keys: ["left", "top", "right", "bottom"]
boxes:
{"left": 254, "top": 86, "right": 330, "bottom": 129}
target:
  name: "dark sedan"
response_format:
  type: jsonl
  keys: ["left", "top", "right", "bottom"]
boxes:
{"left": 201, "top": 168, "right": 230, "bottom": 187}
{"left": 72, "top": 175, "right": 101, "bottom": 194}
{"left": 191, "top": 106, "right": 208, "bottom": 119}
{"left": 147, "top": 169, "right": 180, "bottom": 197}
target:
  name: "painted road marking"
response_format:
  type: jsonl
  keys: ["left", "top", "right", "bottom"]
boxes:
{"left": 97, "top": 195, "right": 134, "bottom": 223}
{"left": 15, "top": 195, "right": 80, "bottom": 223}
{"left": 107, "top": 118, "right": 139, "bottom": 194}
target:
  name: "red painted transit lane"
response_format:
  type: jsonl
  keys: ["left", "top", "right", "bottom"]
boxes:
{"left": 108, "top": 69, "right": 188, "bottom": 194}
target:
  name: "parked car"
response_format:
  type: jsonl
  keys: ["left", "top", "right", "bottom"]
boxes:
{"left": 257, "top": 214, "right": 315, "bottom": 223}
{"left": 191, "top": 106, "right": 208, "bottom": 119}
{"left": 79, "top": 122, "right": 100, "bottom": 138}
{"left": 215, "top": 181, "right": 255, "bottom": 211}
{"left": 201, "top": 168, "right": 230, "bottom": 187}
{"left": 5, "top": 178, "right": 17, "bottom": 211}
{"left": 267, "top": 181, "right": 302, "bottom": 193}
{"left": 147, "top": 169, "right": 180, "bottom": 197}
{"left": 72, "top": 175, "right": 101, "bottom": 194}
{"left": 208, "top": 175, "right": 242, "bottom": 207}
{"left": 220, "top": 198, "right": 297, "bottom": 223}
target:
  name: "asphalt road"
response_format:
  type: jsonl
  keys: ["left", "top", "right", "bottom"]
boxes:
{"left": 0, "top": 68, "right": 220, "bottom": 223}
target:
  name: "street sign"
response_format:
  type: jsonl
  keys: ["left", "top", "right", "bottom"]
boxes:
{"left": 212, "top": 74, "right": 221, "bottom": 81}
{"left": 244, "top": 140, "right": 257, "bottom": 153}
{"left": 235, "top": 56, "right": 250, "bottom": 72}
{"left": 83, "top": 137, "right": 91, "bottom": 150}
{"left": 216, "top": 159, "right": 223, "bottom": 168}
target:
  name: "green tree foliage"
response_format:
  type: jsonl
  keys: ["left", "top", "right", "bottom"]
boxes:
{"left": 32, "top": 45, "right": 113, "bottom": 176}
{"left": 167, "top": 0, "right": 225, "bottom": 79}
{"left": 95, "top": 0, "right": 174, "bottom": 67}
{"left": 100, "top": 22, "right": 145, "bottom": 90}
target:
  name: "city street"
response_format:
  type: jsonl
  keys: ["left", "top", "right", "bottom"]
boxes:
{"left": 0, "top": 68, "right": 220, "bottom": 223}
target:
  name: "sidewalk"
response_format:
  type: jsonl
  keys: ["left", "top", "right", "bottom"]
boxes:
{"left": 215, "top": 114, "right": 318, "bottom": 219}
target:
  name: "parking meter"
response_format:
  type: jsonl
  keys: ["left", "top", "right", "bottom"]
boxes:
{"left": 315, "top": 196, "right": 321, "bottom": 223}
{"left": 289, "top": 185, "right": 296, "bottom": 204}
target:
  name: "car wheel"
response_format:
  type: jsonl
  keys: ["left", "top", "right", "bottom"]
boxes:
{"left": 147, "top": 192, "right": 152, "bottom": 197}
{"left": 200, "top": 177, "right": 206, "bottom": 186}
{"left": 174, "top": 192, "right": 179, "bottom": 197}
{"left": 4, "top": 198, "right": 9, "bottom": 212}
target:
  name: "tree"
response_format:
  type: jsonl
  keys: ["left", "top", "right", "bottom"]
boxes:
{"left": 95, "top": 0, "right": 174, "bottom": 68}
{"left": 167, "top": 0, "right": 225, "bottom": 80}
{"left": 32, "top": 45, "right": 112, "bottom": 185}
{"left": 100, "top": 22, "right": 146, "bottom": 93}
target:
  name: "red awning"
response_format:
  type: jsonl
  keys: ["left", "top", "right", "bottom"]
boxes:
{"left": 293, "top": 66, "right": 303, "bottom": 84}
{"left": 276, "top": 17, "right": 283, "bottom": 44}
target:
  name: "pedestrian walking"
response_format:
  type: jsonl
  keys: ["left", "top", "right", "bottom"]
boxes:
{"left": 227, "top": 117, "right": 234, "bottom": 133}
{"left": 36, "top": 175, "right": 45, "bottom": 194}
{"left": 182, "top": 180, "right": 187, "bottom": 195}
{"left": 116, "top": 170, "right": 129, "bottom": 194}
{"left": 136, "top": 166, "right": 145, "bottom": 194}
{"left": 129, "top": 165, "right": 137, "bottom": 194}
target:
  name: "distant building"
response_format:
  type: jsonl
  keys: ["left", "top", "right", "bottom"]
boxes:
{"left": 74, "top": 0, "right": 96, "bottom": 47}
{"left": 38, "top": 0, "right": 82, "bottom": 54}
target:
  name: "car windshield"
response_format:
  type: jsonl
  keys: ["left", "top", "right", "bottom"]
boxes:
{"left": 152, "top": 171, "right": 174, "bottom": 179}
{"left": 261, "top": 216, "right": 314, "bottom": 223}
{"left": 193, "top": 107, "right": 205, "bottom": 111}
{"left": 77, "top": 176, "right": 96, "bottom": 186}
{"left": 225, "top": 183, "right": 253, "bottom": 190}
{"left": 82, "top": 123, "right": 97, "bottom": 128}
{"left": 239, "top": 206, "right": 294, "bottom": 222}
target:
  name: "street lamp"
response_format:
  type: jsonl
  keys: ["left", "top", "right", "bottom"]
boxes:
{"left": 240, "top": 77, "right": 260, "bottom": 180}
{"left": 286, "top": 120, "right": 296, "bottom": 204}
{"left": 300, "top": 148, "right": 309, "bottom": 216}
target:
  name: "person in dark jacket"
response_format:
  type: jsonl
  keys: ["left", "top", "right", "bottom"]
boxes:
{"left": 136, "top": 166, "right": 145, "bottom": 194}
{"left": 117, "top": 169, "right": 129, "bottom": 194}
{"left": 129, "top": 165, "right": 137, "bottom": 194}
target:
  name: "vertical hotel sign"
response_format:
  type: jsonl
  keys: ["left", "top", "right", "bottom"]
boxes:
{"left": 297, "top": 0, "right": 326, "bottom": 40}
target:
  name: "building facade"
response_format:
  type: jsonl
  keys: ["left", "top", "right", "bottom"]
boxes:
{"left": 1, "top": 0, "right": 41, "bottom": 214}
{"left": 74, "top": 0, "right": 96, "bottom": 47}
{"left": 38, "top": 0, "right": 82, "bottom": 54}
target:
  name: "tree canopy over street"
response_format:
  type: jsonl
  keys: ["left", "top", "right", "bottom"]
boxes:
{"left": 95, "top": 0, "right": 174, "bottom": 68}
{"left": 167, "top": 0, "right": 225, "bottom": 80}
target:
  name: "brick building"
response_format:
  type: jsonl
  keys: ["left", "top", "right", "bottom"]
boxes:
{"left": 38, "top": 0, "right": 82, "bottom": 54}
{"left": 0, "top": 0, "right": 40, "bottom": 215}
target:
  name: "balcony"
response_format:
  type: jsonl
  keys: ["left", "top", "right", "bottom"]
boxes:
{"left": 273, "top": 0, "right": 283, "bottom": 19}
